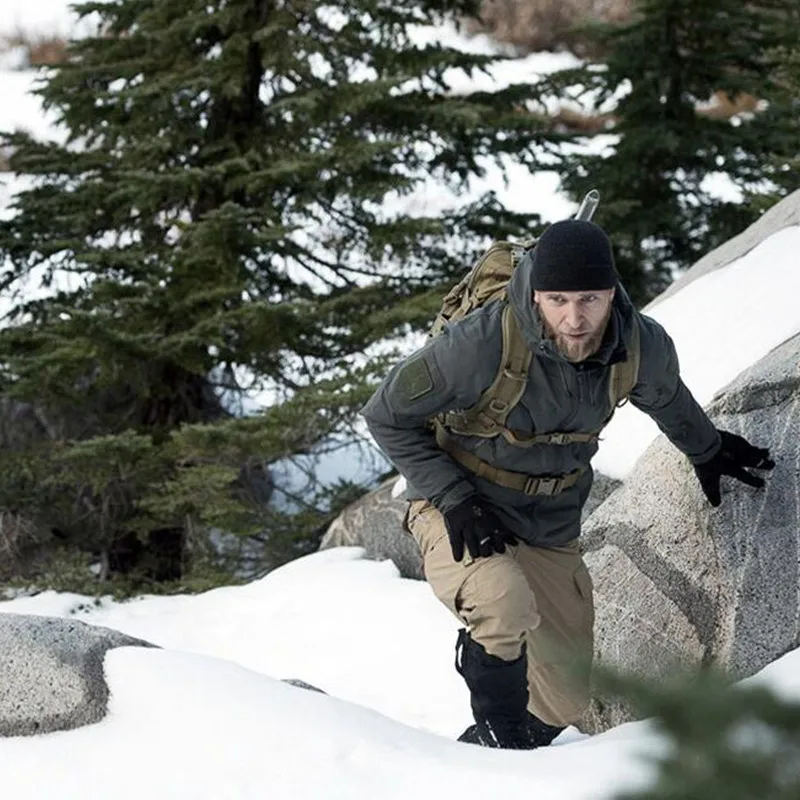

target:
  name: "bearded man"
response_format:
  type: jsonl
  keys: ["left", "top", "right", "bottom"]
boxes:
{"left": 360, "top": 219, "right": 774, "bottom": 749}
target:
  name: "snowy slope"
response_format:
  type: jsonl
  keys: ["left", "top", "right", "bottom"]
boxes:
{"left": 2, "top": 547, "right": 799, "bottom": 800}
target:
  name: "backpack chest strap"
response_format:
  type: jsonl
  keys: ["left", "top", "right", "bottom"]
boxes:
{"left": 435, "top": 422, "right": 585, "bottom": 497}
{"left": 501, "top": 428, "right": 601, "bottom": 447}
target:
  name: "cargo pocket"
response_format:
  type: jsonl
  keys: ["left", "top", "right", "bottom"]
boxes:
{"left": 406, "top": 499, "right": 449, "bottom": 560}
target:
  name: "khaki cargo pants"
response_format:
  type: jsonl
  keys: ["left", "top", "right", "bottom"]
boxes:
{"left": 407, "top": 499, "right": 594, "bottom": 727}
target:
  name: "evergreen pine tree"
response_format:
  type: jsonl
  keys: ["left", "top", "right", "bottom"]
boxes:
{"left": 752, "top": 30, "right": 800, "bottom": 212}
{"left": 543, "top": 0, "right": 800, "bottom": 305}
{"left": 0, "top": 0, "right": 554, "bottom": 587}
{"left": 604, "top": 669, "right": 800, "bottom": 799}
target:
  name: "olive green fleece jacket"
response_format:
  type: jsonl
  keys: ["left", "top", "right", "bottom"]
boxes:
{"left": 361, "top": 261, "right": 721, "bottom": 547}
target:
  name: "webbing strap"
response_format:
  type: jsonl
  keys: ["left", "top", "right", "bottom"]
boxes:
{"left": 501, "top": 428, "right": 601, "bottom": 447}
{"left": 442, "top": 305, "right": 532, "bottom": 438}
{"left": 608, "top": 318, "right": 641, "bottom": 409}
{"left": 435, "top": 422, "right": 585, "bottom": 497}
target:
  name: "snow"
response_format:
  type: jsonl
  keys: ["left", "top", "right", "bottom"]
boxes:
{"left": 0, "top": 0, "right": 100, "bottom": 40}
{"left": 1, "top": 547, "right": 800, "bottom": 799}
{"left": 0, "top": 644, "right": 659, "bottom": 800}
{"left": 1, "top": 4, "right": 800, "bottom": 797}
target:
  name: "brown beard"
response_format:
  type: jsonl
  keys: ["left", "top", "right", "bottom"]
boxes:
{"left": 537, "top": 302, "right": 613, "bottom": 364}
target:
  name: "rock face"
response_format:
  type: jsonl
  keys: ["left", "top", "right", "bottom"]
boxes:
{"left": 0, "top": 614, "right": 155, "bottom": 737}
{"left": 320, "top": 478, "right": 423, "bottom": 579}
{"left": 582, "top": 472, "right": 621, "bottom": 520}
{"left": 580, "top": 332, "right": 800, "bottom": 732}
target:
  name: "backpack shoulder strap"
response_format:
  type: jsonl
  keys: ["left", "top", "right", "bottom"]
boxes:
{"left": 441, "top": 305, "right": 532, "bottom": 437}
{"left": 608, "top": 316, "right": 641, "bottom": 408}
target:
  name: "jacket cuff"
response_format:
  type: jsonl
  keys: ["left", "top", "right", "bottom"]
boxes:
{"left": 689, "top": 429, "right": 722, "bottom": 465}
{"left": 435, "top": 480, "right": 477, "bottom": 515}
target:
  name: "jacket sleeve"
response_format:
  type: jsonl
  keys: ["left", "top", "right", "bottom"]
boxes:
{"left": 628, "top": 313, "right": 721, "bottom": 464}
{"left": 361, "top": 318, "right": 495, "bottom": 513}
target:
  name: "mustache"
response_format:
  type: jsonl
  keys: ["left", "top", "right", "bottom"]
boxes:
{"left": 534, "top": 304, "right": 612, "bottom": 346}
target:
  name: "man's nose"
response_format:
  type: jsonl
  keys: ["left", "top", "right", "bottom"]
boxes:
{"left": 565, "top": 304, "right": 584, "bottom": 328}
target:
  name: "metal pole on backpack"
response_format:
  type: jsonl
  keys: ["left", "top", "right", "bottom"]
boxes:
{"left": 574, "top": 189, "right": 600, "bottom": 222}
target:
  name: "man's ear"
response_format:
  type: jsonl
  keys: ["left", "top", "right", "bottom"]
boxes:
{"left": 532, "top": 290, "right": 541, "bottom": 305}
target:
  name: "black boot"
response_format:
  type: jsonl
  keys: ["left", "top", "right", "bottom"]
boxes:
{"left": 454, "top": 628, "right": 565, "bottom": 749}
{"left": 458, "top": 711, "right": 564, "bottom": 748}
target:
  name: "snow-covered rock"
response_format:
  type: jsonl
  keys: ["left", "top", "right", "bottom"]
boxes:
{"left": 0, "top": 614, "right": 155, "bottom": 736}
{"left": 320, "top": 477, "right": 422, "bottom": 579}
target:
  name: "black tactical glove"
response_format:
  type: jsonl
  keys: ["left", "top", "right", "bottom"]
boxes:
{"left": 694, "top": 430, "right": 775, "bottom": 507}
{"left": 443, "top": 498, "right": 517, "bottom": 562}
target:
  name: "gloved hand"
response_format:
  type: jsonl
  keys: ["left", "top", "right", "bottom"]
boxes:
{"left": 694, "top": 430, "right": 775, "bottom": 507}
{"left": 443, "top": 498, "right": 517, "bottom": 562}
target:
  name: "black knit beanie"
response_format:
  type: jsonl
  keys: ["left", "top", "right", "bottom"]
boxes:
{"left": 531, "top": 219, "right": 618, "bottom": 291}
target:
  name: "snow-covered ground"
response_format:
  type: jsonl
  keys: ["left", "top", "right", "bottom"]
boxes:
{"left": 2, "top": 4, "right": 800, "bottom": 798}
{"left": 2, "top": 546, "right": 800, "bottom": 800}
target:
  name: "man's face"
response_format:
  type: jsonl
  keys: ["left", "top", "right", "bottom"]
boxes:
{"left": 533, "top": 288, "right": 616, "bottom": 363}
